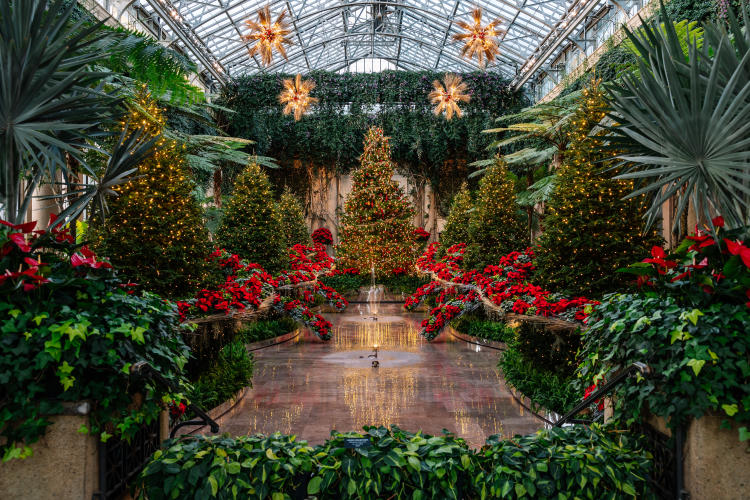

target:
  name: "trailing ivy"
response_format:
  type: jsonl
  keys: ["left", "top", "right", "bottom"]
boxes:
{"left": 218, "top": 71, "right": 524, "bottom": 185}
{"left": 0, "top": 220, "right": 190, "bottom": 461}
{"left": 578, "top": 293, "right": 750, "bottom": 441}
{"left": 135, "top": 425, "right": 654, "bottom": 499}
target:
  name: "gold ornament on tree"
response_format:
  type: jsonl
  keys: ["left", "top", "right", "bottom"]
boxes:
{"left": 278, "top": 74, "right": 318, "bottom": 121}
{"left": 453, "top": 7, "right": 504, "bottom": 67}
{"left": 429, "top": 74, "right": 470, "bottom": 120}
{"left": 243, "top": 4, "right": 293, "bottom": 66}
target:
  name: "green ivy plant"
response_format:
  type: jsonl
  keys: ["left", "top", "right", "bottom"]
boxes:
{"left": 578, "top": 293, "right": 750, "bottom": 441}
{"left": 0, "top": 220, "right": 190, "bottom": 461}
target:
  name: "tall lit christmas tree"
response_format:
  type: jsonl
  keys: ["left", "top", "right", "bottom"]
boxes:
{"left": 440, "top": 182, "right": 473, "bottom": 251}
{"left": 278, "top": 186, "right": 310, "bottom": 247}
{"left": 534, "top": 79, "right": 661, "bottom": 297}
{"left": 92, "top": 91, "right": 213, "bottom": 297}
{"left": 217, "top": 162, "right": 287, "bottom": 273}
{"left": 337, "top": 127, "right": 417, "bottom": 277}
{"left": 465, "top": 159, "right": 526, "bottom": 270}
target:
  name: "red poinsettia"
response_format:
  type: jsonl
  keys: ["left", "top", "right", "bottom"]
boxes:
{"left": 312, "top": 227, "right": 333, "bottom": 246}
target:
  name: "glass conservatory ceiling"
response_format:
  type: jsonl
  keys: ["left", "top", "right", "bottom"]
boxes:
{"left": 130, "top": 0, "right": 624, "bottom": 89}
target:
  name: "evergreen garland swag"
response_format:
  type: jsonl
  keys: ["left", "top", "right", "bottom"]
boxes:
{"left": 216, "top": 163, "right": 288, "bottom": 273}
{"left": 91, "top": 92, "right": 214, "bottom": 298}
{"left": 534, "top": 79, "right": 662, "bottom": 297}
{"left": 337, "top": 127, "right": 418, "bottom": 277}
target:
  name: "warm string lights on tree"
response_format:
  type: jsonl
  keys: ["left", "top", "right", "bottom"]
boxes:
{"left": 534, "top": 79, "right": 662, "bottom": 297}
{"left": 277, "top": 186, "right": 311, "bottom": 246}
{"left": 216, "top": 162, "right": 288, "bottom": 273}
{"left": 243, "top": 4, "right": 293, "bottom": 66}
{"left": 453, "top": 7, "right": 504, "bottom": 67}
{"left": 278, "top": 74, "right": 318, "bottom": 121}
{"left": 429, "top": 73, "right": 470, "bottom": 120}
{"left": 91, "top": 88, "right": 213, "bottom": 297}
{"left": 465, "top": 159, "right": 526, "bottom": 270}
{"left": 337, "top": 127, "right": 418, "bottom": 277}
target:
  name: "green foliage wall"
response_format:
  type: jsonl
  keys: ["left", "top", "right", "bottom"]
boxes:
{"left": 218, "top": 71, "right": 523, "bottom": 187}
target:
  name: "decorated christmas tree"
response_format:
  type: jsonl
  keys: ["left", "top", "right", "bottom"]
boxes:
{"left": 337, "top": 127, "right": 417, "bottom": 277}
{"left": 440, "top": 182, "right": 473, "bottom": 251}
{"left": 217, "top": 163, "right": 287, "bottom": 273}
{"left": 465, "top": 159, "right": 526, "bottom": 270}
{"left": 278, "top": 186, "right": 310, "bottom": 247}
{"left": 91, "top": 91, "right": 213, "bottom": 297}
{"left": 534, "top": 79, "right": 661, "bottom": 297}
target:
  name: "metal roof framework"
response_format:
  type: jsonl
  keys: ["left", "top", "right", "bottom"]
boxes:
{"left": 123, "top": 0, "right": 624, "bottom": 90}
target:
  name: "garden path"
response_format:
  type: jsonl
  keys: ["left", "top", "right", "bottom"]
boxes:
{"left": 195, "top": 296, "right": 541, "bottom": 448}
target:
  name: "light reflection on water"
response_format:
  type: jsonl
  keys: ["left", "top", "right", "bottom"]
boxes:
{"left": 208, "top": 303, "right": 538, "bottom": 447}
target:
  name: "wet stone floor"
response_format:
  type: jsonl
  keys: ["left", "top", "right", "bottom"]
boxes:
{"left": 203, "top": 298, "right": 542, "bottom": 449}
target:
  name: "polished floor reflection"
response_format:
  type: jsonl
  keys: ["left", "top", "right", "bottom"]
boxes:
{"left": 209, "top": 300, "right": 541, "bottom": 448}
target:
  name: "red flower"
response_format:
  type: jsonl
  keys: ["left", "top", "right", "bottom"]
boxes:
{"left": 583, "top": 384, "right": 605, "bottom": 412}
{"left": 724, "top": 238, "right": 750, "bottom": 268}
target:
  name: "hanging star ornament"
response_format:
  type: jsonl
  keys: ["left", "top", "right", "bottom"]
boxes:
{"left": 243, "top": 4, "right": 293, "bottom": 66}
{"left": 429, "top": 74, "right": 470, "bottom": 120}
{"left": 278, "top": 74, "right": 318, "bottom": 121}
{"left": 453, "top": 7, "right": 504, "bottom": 67}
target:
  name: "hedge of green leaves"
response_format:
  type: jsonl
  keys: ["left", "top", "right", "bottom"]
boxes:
{"left": 218, "top": 71, "right": 523, "bottom": 188}
{"left": 135, "top": 425, "right": 654, "bottom": 499}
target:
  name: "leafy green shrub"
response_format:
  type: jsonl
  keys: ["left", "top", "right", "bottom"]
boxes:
{"left": 0, "top": 220, "right": 189, "bottom": 460}
{"left": 136, "top": 425, "right": 654, "bottom": 499}
{"left": 236, "top": 317, "right": 299, "bottom": 343}
{"left": 513, "top": 321, "right": 581, "bottom": 377}
{"left": 498, "top": 347, "right": 579, "bottom": 415}
{"left": 189, "top": 340, "right": 254, "bottom": 411}
{"left": 380, "top": 274, "right": 430, "bottom": 295}
{"left": 315, "top": 426, "right": 476, "bottom": 499}
{"left": 474, "top": 425, "right": 654, "bottom": 499}
{"left": 319, "top": 273, "right": 368, "bottom": 295}
{"left": 579, "top": 293, "right": 750, "bottom": 441}
{"left": 452, "top": 316, "right": 515, "bottom": 343}
{"left": 136, "top": 433, "right": 316, "bottom": 499}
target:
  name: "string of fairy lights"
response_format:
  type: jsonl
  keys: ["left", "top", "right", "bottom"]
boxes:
{"left": 242, "top": 4, "right": 502, "bottom": 120}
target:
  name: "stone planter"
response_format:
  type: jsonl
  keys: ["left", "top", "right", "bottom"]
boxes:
{"left": 0, "top": 403, "right": 98, "bottom": 500}
{"left": 647, "top": 414, "right": 750, "bottom": 499}
{"left": 0, "top": 403, "right": 168, "bottom": 500}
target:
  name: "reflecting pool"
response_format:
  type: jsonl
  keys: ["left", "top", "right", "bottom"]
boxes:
{"left": 202, "top": 299, "right": 541, "bottom": 448}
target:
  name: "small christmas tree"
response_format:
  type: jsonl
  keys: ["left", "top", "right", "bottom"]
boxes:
{"left": 92, "top": 91, "right": 213, "bottom": 297}
{"left": 534, "top": 79, "right": 661, "bottom": 297}
{"left": 216, "top": 163, "right": 287, "bottom": 273}
{"left": 465, "top": 159, "right": 526, "bottom": 270}
{"left": 278, "top": 187, "right": 310, "bottom": 247}
{"left": 440, "top": 182, "right": 473, "bottom": 251}
{"left": 337, "top": 127, "right": 417, "bottom": 276}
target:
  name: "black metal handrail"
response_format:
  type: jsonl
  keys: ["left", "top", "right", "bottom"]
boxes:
{"left": 130, "top": 361, "right": 219, "bottom": 438}
{"left": 553, "top": 362, "right": 651, "bottom": 427}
